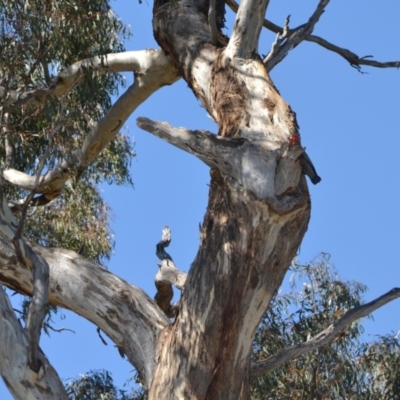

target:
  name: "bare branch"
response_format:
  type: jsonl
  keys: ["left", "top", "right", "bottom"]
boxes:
{"left": 251, "top": 287, "right": 400, "bottom": 376}
{"left": 137, "top": 117, "right": 306, "bottom": 213}
{"left": 4, "top": 133, "right": 14, "bottom": 169}
{"left": 0, "top": 287, "right": 69, "bottom": 399}
{"left": 305, "top": 36, "right": 400, "bottom": 71}
{"left": 157, "top": 260, "right": 187, "bottom": 291}
{"left": 12, "top": 308, "right": 76, "bottom": 334}
{"left": 225, "top": 0, "right": 270, "bottom": 59}
{"left": 263, "top": 16, "right": 291, "bottom": 67}
{"left": 264, "top": 0, "right": 330, "bottom": 71}
{"left": 0, "top": 51, "right": 171, "bottom": 112}
{"left": 136, "top": 116, "right": 240, "bottom": 170}
{"left": 226, "top": 0, "right": 400, "bottom": 70}
{"left": 225, "top": 0, "right": 280, "bottom": 33}
{"left": 18, "top": 245, "right": 49, "bottom": 373}
{"left": 2, "top": 113, "right": 14, "bottom": 169}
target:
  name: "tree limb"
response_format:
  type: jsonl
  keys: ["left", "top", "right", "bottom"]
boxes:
{"left": 0, "top": 181, "right": 167, "bottom": 382}
{"left": 225, "top": 0, "right": 270, "bottom": 59}
{"left": 18, "top": 245, "right": 49, "bottom": 373}
{"left": 1, "top": 50, "right": 179, "bottom": 204}
{"left": 304, "top": 36, "right": 400, "bottom": 71}
{"left": 251, "top": 287, "right": 400, "bottom": 376}
{"left": 0, "top": 51, "right": 173, "bottom": 112}
{"left": 263, "top": 16, "right": 291, "bottom": 67}
{"left": 0, "top": 230, "right": 170, "bottom": 387}
{"left": 137, "top": 117, "right": 306, "bottom": 212}
{"left": 10, "top": 127, "right": 55, "bottom": 373}
{"left": 264, "top": 0, "right": 330, "bottom": 71}
{"left": 225, "top": 0, "right": 400, "bottom": 71}
{"left": 0, "top": 286, "right": 69, "bottom": 399}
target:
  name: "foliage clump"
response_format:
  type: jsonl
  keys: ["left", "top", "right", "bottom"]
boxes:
{"left": 0, "top": 0, "right": 134, "bottom": 264}
{"left": 251, "top": 254, "right": 400, "bottom": 399}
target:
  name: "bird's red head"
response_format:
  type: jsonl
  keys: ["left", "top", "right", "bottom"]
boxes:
{"left": 289, "top": 132, "right": 301, "bottom": 147}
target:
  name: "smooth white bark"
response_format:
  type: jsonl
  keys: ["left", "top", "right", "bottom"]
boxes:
{"left": 0, "top": 234, "right": 170, "bottom": 387}
{"left": 137, "top": 117, "right": 305, "bottom": 211}
{"left": 0, "top": 286, "right": 68, "bottom": 400}
{"left": 225, "top": 0, "right": 270, "bottom": 59}
{"left": 2, "top": 50, "right": 179, "bottom": 201}
{"left": 1, "top": 51, "right": 175, "bottom": 109}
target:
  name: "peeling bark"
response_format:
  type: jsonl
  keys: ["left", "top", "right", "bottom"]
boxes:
{"left": 0, "top": 286, "right": 68, "bottom": 400}
{"left": 149, "top": 170, "right": 310, "bottom": 399}
{"left": 0, "top": 232, "right": 169, "bottom": 387}
{"left": 147, "top": 1, "right": 312, "bottom": 397}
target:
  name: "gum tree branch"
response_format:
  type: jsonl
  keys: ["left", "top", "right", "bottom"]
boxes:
{"left": 0, "top": 286, "right": 69, "bottom": 399}
{"left": 16, "top": 244, "right": 49, "bottom": 373}
{"left": 1, "top": 50, "right": 179, "bottom": 204}
{"left": 251, "top": 287, "right": 400, "bottom": 376}
{"left": 263, "top": 16, "right": 290, "bottom": 67}
{"left": 0, "top": 51, "right": 172, "bottom": 112}
{"left": 8, "top": 121, "right": 64, "bottom": 372}
{"left": 0, "top": 236, "right": 170, "bottom": 387}
{"left": 0, "top": 195, "right": 170, "bottom": 387}
{"left": 0, "top": 186, "right": 170, "bottom": 384}
{"left": 225, "top": 0, "right": 400, "bottom": 70}
{"left": 264, "top": 0, "right": 330, "bottom": 71}
{"left": 304, "top": 36, "right": 400, "bottom": 71}
{"left": 137, "top": 117, "right": 306, "bottom": 213}
{"left": 225, "top": 0, "right": 270, "bottom": 59}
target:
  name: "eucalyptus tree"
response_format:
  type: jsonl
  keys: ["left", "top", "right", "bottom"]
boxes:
{"left": 0, "top": 0, "right": 399, "bottom": 399}
{"left": 251, "top": 255, "right": 400, "bottom": 399}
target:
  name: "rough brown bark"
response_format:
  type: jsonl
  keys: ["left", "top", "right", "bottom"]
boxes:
{"left": 149, "top": 171, "right": 310, "bottom": 399}
{"left": 146, "top": 2, "right": 311, "bottom": 397}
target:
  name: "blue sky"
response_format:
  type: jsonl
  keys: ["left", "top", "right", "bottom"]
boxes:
{"left": 1, "top": 1, "right": 400, "bottom": 398}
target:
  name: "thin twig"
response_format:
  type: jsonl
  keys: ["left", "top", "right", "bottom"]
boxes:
{"left": 13, "top": 309, "right": 75, "bottom": 334}
{"left": 225, "top": 0, "right": 400, "bottom": 71}
{"left": 263, "top": 15, "right": 291, "bottom": 66}
{"left": 264, "top": 0, "right": 330, "bottom": 71}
